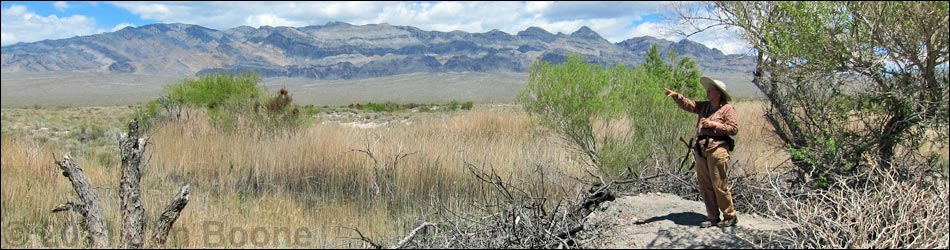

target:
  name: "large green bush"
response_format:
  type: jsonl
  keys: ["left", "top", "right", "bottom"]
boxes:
{"left": 165, "top": 72, "right": 264, "bottom": 130}
{"left": 517, "top": 52, "right": 702, "bottom": 176}
{"left": 164, "top": 72, "right": 264, "bottom": 110}
{"left": 131, "top": 72, "right": 308, "bottom": 133}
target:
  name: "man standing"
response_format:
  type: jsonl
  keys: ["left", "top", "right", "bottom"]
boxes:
{"left": 664, "top": 76, "right": 739, "bottom": 228}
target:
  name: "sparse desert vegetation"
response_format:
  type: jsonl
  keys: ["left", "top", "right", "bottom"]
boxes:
{"left": 0, "top": 100, "right": 579, "bottom": 248}
{"left": 1, "top": 99, "right": 791, "bottom": 248}
{"left": 0, "top": 67, "right": 854, "bottom": 249}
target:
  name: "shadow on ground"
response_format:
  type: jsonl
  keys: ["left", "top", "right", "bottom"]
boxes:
{"left": 634, "top": 212, "right": 706, "bottom": 226}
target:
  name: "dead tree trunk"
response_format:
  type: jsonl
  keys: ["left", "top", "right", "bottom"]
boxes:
{"left": 120, "top": 120, "right": 146, "bottom": 249}
{"left": 52, "top": 154, "right": 110, "bottom": 249}
{"left": 52, "top": 120, "right": 190, "bottom": 248}
{"left": 151, "top": 185, "right": 191, "bottom": 245}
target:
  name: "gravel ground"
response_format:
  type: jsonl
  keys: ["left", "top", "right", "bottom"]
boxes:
{"left": 576, "top": 192, "right": 793, "bottom": 249}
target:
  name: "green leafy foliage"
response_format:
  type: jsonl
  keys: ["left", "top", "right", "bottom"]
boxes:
{"left": 448, "top": 100, "right": 460, "bottom": 111}
{"left": 518, "top": 53, "right": 702, "bottom": 176}
{"left": 164, "top": 72, "right": 264, "bottom": 111}
{"left": 131, "top": 72, "right": 309, "bottom": 134}
{"left": 643, "top": 44, "right": 704, "bottom": 99}
{"left": 715, "top": 1, "right": 949, "bottom": 188}
{"left": 129, "top": 99, "right": 163, "bottom": 132}
{"left": 461, "top": 101, "right": 474, "bottom": 110}
{"left": 364, "top": 102, "right": 387, "bottom": 112}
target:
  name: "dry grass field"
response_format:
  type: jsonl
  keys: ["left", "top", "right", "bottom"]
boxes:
{"left": 0, "top": 104, "right": 567, "bottom": 248}
{"left": 0, "top": 99, "right": 789, "bottom": 248}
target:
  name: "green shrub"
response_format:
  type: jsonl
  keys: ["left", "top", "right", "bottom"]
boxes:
{"left": 365, "top": 102, "right": 386, "bottom": 112}
{"left": 129, "top": 99, "right": 163, "bottom": 132}
{"left": 301, "top": 105, "right": 319, "bottom": 117}
{"left": 517, "top": 53, "right": 701, "bottom": 176}
{"left": 461, "top": 101, "right": 474, "bottom": 110}
{"left": 131, "top": 72, "right": 314, "bottom": 134}
{"left": 73, "top": 123, "right": 108, "bottom": 145}
{"left": 448, "top": 100, "right": 460, "bottom": 111}
{"left": 164, "top": 72, "right": 264, "bottom": 110}
{"left": 252, "top": 87, "right": 309, "bottom": 134}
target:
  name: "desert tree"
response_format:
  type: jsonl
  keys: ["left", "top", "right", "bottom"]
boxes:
{"left": 675, "top": 1, "right": 949, "bottom": 188}
{"left": 672, "top": 2, "right": 949, "bottom": 248}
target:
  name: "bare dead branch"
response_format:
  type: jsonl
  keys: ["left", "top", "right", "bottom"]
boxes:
{"left": 55, "top": 154, "right": 110, "bottom": 248}
{"left": 51, "top": 201, "right": 84, "bottom": 214}
{"left": 393, "top": 222, "right": 437, "bottom": 249}
{"left": 348, "top": 226, "right": 383, "bottom": 249}
{"left": 150, "top": 184, "right": 191, "bottom": 246}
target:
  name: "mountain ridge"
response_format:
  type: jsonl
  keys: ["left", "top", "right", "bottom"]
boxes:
{"left": 1, "top": 22, "right": 754, "bottom": 79}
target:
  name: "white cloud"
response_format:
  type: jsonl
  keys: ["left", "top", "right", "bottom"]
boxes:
{"left": 3, "top": 4, "right": 26, "bottom": 16}
{"left": 112, "top": 2, "right": 174, "bottom": 21}
{"left": 530, "top": 2, "right": 668, "bottom": 21}
{"left": 370, "top": 1, "right": 526, "bottom": 34}
{"left": 0, "top": 32, "right": 17, "bottom": 46}
{"left": 1, "top": 4, "right": 98, "bottom": 46}
{"left": 630, "top": 22, "right": 668, "bottom": 39}
{"left": 525, "top": 1, "right": 552, "bottom": 14}
{"left": 245, "top": 14, "right": 304, "bottom": 28}
{"left": 428, "top": 1, "right": 465, "bottom": 19}
{"left": 108, "top": 2, "right": 391, "bottom": 29}
{"left": 54, "top": 1, "right": 70, "bottom": 12}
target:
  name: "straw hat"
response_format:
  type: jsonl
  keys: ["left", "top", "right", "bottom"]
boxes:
{"left": 700, "top": 76, "right": 731, "bottom": 102}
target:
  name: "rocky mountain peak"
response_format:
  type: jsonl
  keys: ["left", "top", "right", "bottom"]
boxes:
{"left": 323, "top": 21, "right": 354, "bottom": 27}
{"left": 570, "top": 26, "right": 606, "bottom": 41}
{"left": 674, "top": 39, "right": 723, "bottom": 57}
{"left": 229, "top": 25, "right": 257, "bottom": 33}
{"left": 517, "top": 26, "right": 556, "bottom": 42}
{"left": 520, "top": 26, "right": 551, "bottom": 36}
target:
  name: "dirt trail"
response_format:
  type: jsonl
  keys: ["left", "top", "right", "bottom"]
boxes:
{"left": 576, "top": 192, "right": 792, "bottom": 249}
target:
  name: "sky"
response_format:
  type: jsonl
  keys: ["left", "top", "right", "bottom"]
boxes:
{"left": 0, "top": 1, "right": 752, "bottom": 55}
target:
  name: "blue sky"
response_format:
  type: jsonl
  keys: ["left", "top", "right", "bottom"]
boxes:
{"left": 2, "top": 1, "right": 148, "bottom": 28}
{"left": 1, "top": 1, "right": 750, "bottom": 54}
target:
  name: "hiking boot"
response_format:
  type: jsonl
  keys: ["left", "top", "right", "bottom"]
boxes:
{"left": 718, "top": 217, "right": 738, "bottom": 228}
{"left": 700, "top": 219, "right": 720, "bottom": 228}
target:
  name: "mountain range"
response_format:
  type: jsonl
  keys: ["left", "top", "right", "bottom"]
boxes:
{"left": 0, "top": 22, "right": 754, "bottom": 80}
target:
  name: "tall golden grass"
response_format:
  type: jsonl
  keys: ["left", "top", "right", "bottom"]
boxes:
{"left": 730, "top": 101, "right": 791, "bottom": 175}
{"left": 2, "top": 105, "right": 588, "bottom": 248}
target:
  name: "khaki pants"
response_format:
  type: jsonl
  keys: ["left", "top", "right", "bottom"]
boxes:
{"left": 694, "top": 146, "right": 736, "bottom": 221}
